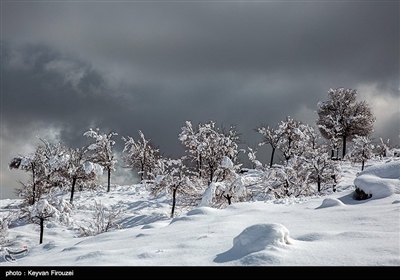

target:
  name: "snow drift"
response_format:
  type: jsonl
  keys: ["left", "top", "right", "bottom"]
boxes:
{"left": 354, "top": 160, "right": 400, "bottom": 199}
{"left": 214, "top": 223, "right": 292, "bottom": 263}
{"left": 1, "top": 159, "right": 399, "bottom": 267}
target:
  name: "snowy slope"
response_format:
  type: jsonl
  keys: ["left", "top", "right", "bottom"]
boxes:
{"left": 0, "top": 159, "right": 399, "bottom": 268}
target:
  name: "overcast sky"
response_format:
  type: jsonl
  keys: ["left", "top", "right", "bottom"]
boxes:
{"left": 1, "top": 0, "right": 399, "bottom": 199}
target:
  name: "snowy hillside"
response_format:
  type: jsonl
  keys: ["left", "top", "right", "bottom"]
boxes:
{"left": 0, "top": 158, "right": 399, "bottom": 275}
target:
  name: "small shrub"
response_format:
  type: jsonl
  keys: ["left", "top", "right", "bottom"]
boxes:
{"left": 78, "top": 200, "right": 122, "bottom": 237}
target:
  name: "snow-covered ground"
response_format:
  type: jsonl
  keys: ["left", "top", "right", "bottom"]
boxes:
{"left": 0, "top": 158, "right": 399, "bottom": 271}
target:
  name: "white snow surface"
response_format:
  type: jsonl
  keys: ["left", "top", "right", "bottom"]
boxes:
{"left": 354, "top": 160, "right": 400, "bottom": 199}
{"left": 1, "top": 158, "right": 399, "bottom": 267}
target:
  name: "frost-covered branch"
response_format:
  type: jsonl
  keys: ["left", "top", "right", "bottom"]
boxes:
{"left": 78, "top": 200, "right": 123, "bottom": 237}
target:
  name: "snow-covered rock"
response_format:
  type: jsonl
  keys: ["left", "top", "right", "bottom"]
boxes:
{"left": 354, "top": 160, "right": 400, "bottom": 199}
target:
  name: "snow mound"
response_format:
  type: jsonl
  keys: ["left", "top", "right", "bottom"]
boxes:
{"left": 214, "top": 223, "right": 292, "bottom": 263}
{"left": 186, "top": 207, "right": 217, "bottom": 216}
{"left": 354, "top": 160, "right": 400, "bottom": 199}
{"left": 316, "top": 198, "right": 345, "bottom": 209}
{"left": 233, "top": 223, "right": 292, "bottom": 254}
{"left": 358, "top": 160, "right": 400, "bottom": 179}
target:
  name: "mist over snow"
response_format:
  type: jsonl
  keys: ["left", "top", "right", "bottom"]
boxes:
{"left": 1, "top": 158, "right": 399, "bottom": 273}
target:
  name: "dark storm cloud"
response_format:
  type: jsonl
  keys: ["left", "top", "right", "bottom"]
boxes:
{"left": 2, "top": 44, "right": 108, "bottom": 127}
{"left": 3, "top": 1, "right": 398, "bottom": 81}
{"left": 1, "top": 1, "right": 399, "bottom": 198}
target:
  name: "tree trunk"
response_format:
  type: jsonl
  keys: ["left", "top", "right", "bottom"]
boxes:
{"left": 197, "top": 154, "right": 202, "bottom": 178}
{"left": 270, "top": 147, "right": 276, "bottom": 168}
{"left": 171, "top": 188, "right": 177, "bottom": 218}
{"left": 361, "top": 149, "right": 365, "bottom": 171}
{"left": 107, "top": 167, "right": 111, "bottom": 192}
{"left": 209, "top": 163, "right": 214, "bottom": 184}
{"left": 285, "top": 180, "right": 290, "bottom": 196}
{"left": 317, "top": 175, "right": 321, "bottom": 192}
{"left": 140, "top": 162, "right": 144, "bottom": 181}
{"left": 226, "top": 194, "right": 232, "bottom": 205}
{"left": 342, "top": 135, "right": 347, "bottom": 158}
{"left": 39, "top": 217, "right": 44, "bottom": 244}
{"left": 332, "top": 174, "right": 337, "bottom": 192}
{"left": 31, "top": 185, "right": 36, "bottom": 205}
{"left": 31, "top": 165, "right": 36, "bottom": 205}
{"left": 70, "top": 177, "right": 77, "bottom": 204}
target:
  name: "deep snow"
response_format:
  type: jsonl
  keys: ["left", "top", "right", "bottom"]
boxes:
{"left": 0, "top": 158, "right": 399, "bottom": 274}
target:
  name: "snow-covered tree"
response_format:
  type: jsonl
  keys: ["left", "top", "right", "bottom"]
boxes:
{"left": 15, "top": 181, "right": 46, "bottom": 209}
{"left": 122, "top": 130, "right": 160, "bottom": 182}
{"left": 9, "top": 150, "right": 39, "bottom": 181}
{"left": 213, "top": 156, "right": 239, "bottom": 184}
{"left": 9, "top": 147, "right": 45, "bottom": 205}
{"left": 84, "top": 128, "right": 118, "bottom": 192}
{"left": 0, "top": 212, "right": 16, "bottom": 245}
{"left": 375, "top": 137, "right": 391, "bottom": 158}
{"left": 346, "top": 135, "right": 375, "bottom": 171}
{"left": 10, "top": 138, "right": 103, "bottom": 205}
{"left": 295, "top": 126, "right": 339, "bottom": 192}
{"left": 199, "top": 179, "right": 249, "bottom": 208}
{"left": 224, "top": 177, "right": 251, "bottom": 204}
{"left": 303, "top": 144, "right": 341, "bottom": 192}
{"left": 256, "top": 124, "right": 282, "bottom": 168}
{"left": 61, "top": 147, "right": 104, "bottom": 204}
{"left": 31, "top": 199, "right": 56, "bottom": 244}
{"left": 316, "top": 88, "right": 376, "bottom": 158}
{"left": 9, "top": 138, "right": 66, "bottom": 205}
{"left": 178, "top": 120, "right": 241, "bottom": 185}
{"left": 266, "top": 157, "right": 313, "bottom": 198}
{"left": 262, "top": 123, "right": 341, "bottom": 195}
{"left": 17, "top": 193, "right": 73, "bottom": 244}
{"left": 256, "top": 119, "right": 336, "bottom": 198}
{"left": 151, "top": 158, "right": 198, "bottom": 218}
{"left": 246, "top": 146, "right": 263, "bottom": 170}
{"left": 327, "top": 135, "right": 342, "bottom": 160}
{"left": 178, "top": 121, "right": 203, "bottom": 178}
{"left": 199, "top": 156, "right": 252, "bottom": 207}
{"left": 275, "top": 116, "right": 310, "bottom": 164}
{"left": 222, "top": 124, "right": 242, "bottom": 161}
{"left": 257, "top": 119, "right": 324, "bottom": 168}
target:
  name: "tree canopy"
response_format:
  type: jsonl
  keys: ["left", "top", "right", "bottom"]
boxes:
{"left": 316, "top": 88, "right": 375, "bottom": 158}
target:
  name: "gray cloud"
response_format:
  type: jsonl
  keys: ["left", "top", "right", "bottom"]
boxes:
{"left": 1, "top": 1, "right": 398, "bottom": 199}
